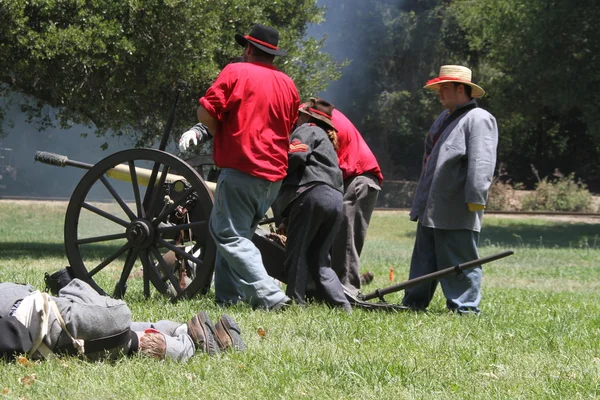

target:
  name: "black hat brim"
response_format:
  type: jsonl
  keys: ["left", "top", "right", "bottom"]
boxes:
{"left": 234, "top": 33, "right": 288, "bottom": 57}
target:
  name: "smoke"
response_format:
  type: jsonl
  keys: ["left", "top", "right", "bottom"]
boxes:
{"left": 0, "top": 91, "right": 178, "bottom": 199}
{"left": 1, "top": 0, "right": 405, "bottom": 199}
{"left": 306, "top": 0, "right": 407, "bottom": 114}
{"left": 306, "top": 0, "right": 368, "bottom": 110}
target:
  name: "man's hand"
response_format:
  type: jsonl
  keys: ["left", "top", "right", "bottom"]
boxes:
{"left": 467, "top": 203, "right": 485, "bottom": 212}
{"left": 178, "top": 129, "right": 198, "bottom": 152}
{"left": 178, "top": 123, "right": 213, "bottom": 152}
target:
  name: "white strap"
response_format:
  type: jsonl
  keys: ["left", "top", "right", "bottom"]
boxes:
{"left": 47, "top": 299, "right": 85, "bottom": 355}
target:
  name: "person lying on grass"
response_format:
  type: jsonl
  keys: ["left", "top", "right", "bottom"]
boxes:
{"left": 0, "top": 279, "right": 245, "bottom": 361}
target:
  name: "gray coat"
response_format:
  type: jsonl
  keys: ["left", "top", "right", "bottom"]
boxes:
{"left": 277, "top": 123, "right": 343, "bottom": 215}
{"left": 0, "top": 280, "right": 131, "bottom": 353}
{"left": 410, "top": 100, "right": 498, "bottom": 232}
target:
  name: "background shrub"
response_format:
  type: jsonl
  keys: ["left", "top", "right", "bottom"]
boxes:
{"left": 487, "top": 180, "right": 521, "bottom": 211}
{"left": 521, "top": 173, "right": 592, "bottom": 212}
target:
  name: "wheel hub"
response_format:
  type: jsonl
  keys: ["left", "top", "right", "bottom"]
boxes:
{"left": 126, "top": 219, "right": 155, "bottom": 249}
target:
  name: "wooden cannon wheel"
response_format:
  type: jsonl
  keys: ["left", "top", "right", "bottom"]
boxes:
{"left": 64, "top": 149, "right": 217, "bottom": 301}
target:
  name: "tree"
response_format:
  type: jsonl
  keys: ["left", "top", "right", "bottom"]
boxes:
{"left": 0, "top": 0, "right": 342, "bottom": 147}
{"left": 448, "top": 0, "right": 600, "bottom": 190}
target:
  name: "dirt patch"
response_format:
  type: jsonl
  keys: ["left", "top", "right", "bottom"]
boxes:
{"left": 486, "top": 277, "right": 600, "bottom": 292}
{"left": 486, "top": 213, "right": 600, "bottom": 224}
{"left": 0, "top": 199, "right": 69, "bottom": 207}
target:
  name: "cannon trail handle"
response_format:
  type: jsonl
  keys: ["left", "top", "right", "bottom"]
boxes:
{"left": 360, "top": 250, "right": 514, "bottom": 302}
{"left": 35, "top": 151, "right": 94, "bottom": 170}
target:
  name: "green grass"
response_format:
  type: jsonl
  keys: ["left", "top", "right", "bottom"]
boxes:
{"left": 0, "top": 202, "right": 599, "bottom": 399}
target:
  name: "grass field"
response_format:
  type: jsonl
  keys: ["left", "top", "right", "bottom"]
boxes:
{"left": 0, "top": 201, "right": 599, "bottom": 399}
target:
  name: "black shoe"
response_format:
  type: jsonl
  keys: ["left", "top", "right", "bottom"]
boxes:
{"left": 187, "top": 312, "right": 219, "bottom": 356}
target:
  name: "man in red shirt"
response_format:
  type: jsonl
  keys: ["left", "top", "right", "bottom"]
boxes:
{"left": 178, "top": 24, "right": 300, "bottom": 310}
{"left": 327, "top": 105, "right": 384, "bottom": 296}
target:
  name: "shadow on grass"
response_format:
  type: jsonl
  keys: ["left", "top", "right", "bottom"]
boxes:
{"left": 0, "top": 242, "right": 123, "bottom": 260}
{"left": 481, "top": 222, "right": 599, "bottom": 249}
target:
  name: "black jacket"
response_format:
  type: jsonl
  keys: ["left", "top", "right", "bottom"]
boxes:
{"left": 0, "top": 316, "right": 33, "bottom": 360}
{"left": 277, "top": 123, "right": 343, "bottom": 214}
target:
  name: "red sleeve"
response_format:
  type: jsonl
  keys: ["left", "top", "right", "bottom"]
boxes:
{"left": 199, "top": 65, "right": 237, "bottom": 121}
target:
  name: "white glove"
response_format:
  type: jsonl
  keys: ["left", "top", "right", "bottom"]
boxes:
{"left": 178, "top": 129, "right": 198, "bottom": 152}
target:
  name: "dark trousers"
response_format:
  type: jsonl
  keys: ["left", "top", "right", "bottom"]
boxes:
{"left": 284, "top": 184, "right": 350, "bottom": 310}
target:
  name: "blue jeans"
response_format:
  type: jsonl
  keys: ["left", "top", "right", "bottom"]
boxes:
{"left": 209, "top": 168, "right": 288, "bottom": 309}
{"left": 402, "top": 223, "right": 482, "bottom": 313}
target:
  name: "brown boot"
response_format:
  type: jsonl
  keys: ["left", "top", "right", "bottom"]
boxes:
{"left": 187, "top": 312, "right": 219, "bottom": 356}
{"left": 360, "top": 271, "right": 374, "bottom": 285}
{"left": 214, "top": 314, "right": 246, "bottom": 352}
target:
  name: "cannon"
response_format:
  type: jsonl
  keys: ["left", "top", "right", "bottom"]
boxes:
{"left": 33, "top": 83, "right": 287, "bottom": 302}
{"left": 34, "top": 147, "right": 289, "bottom": 301}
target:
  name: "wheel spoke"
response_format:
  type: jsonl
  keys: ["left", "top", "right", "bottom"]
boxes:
{"left": 138, "top": 249, "right": 166, "bottom": 298}
{"left": 153, "top": 187, "right": 194, "bottom": 225}
{"left": 100, "top": 175, "right": 136, "bottom": 221}
{"left": 156, "top": 237, "right": 204, "bottom": 269}
{"left": 128, "top": 161, "right": 145, "bottom": 218}
{"left": 149, "top": 246, "right": 183, "bottom": 295}
{"left": 144, "top": 163, "right": 169, "bottom": 217}
{"left": 81, "top": 202, "right": 129, "bottom": 227}
{"left": 157, "top": 220, "right": 207, "bottom": 234}
{"left": 75, "top": 232, "right": 127, "bottom": 245}
{"left": 87, "top": 242, "right": 131, "bottom": 277}
{"left": 142, "top": 161, "right": 161, "bottom": 207}
{"left": 113, "top": 247, "right": 140, "bottom": 299}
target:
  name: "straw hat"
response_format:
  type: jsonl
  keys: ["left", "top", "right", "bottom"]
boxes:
{"left": 423, "top": 65, "right": 485, "bottom": 98}
{"left": 235, "top": 24, "right": 288, "bottom": 57}
{"left": 299, "top": 97, "right": 337, "bottom": 132}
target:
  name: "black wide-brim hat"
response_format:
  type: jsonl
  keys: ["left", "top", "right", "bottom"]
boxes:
{"left": 235, "top": 24, "right": 288, "bottom": 57}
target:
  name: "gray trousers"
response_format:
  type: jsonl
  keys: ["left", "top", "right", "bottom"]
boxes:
{"left": 331, "top": 174, "right": 381, "bottom": 295}
{"left": 285, "top": 185, "right": 350, "bottom": 310}
{"left": 130, "top": 320, "right": 195, "bottom": 361}
{"left": 402, "top": 223, "right": 482, "bottom": 312}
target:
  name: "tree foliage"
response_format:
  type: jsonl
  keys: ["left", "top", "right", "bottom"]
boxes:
{"left": 0, "top": 0, "right": 342, "bottom": 147}
{"left": 449, "top": 0, "right": 600, "bottom": 190}
{"left": 2, "top": 0, "right": 598, "bottom": 190}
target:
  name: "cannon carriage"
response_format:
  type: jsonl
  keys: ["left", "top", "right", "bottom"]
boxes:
{"left": 35, "top": 147, "right": 286, "bottom": 301}
{"left": 34, "top": 84, "right": 286, "bottom": 301}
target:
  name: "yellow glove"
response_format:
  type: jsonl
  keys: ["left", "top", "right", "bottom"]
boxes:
{"left": 467, "top": 203, "right": 485, "bottom": 212}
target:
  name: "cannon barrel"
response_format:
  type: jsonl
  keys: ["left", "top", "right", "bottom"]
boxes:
{"left": 360, "top": 250, "right": 514, "bottom": 302}
{"left": 34, "top": 151, "right": 217, "bottom": 192}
